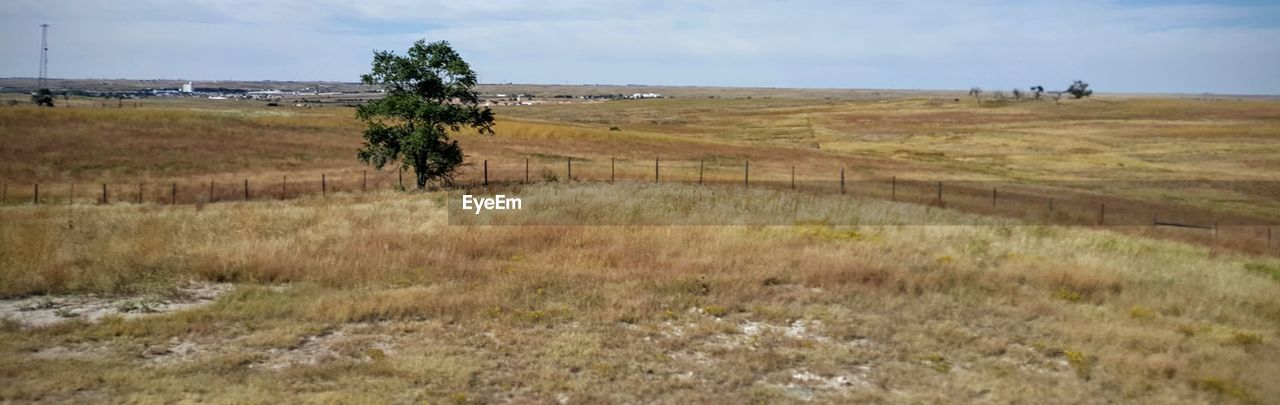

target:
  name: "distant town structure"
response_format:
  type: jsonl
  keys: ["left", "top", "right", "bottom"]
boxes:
{"left": 180, "top": 82, "right": 193, "bottom": 93}
{"left": 630, "top": 92, "right": 662, "bottom": 99}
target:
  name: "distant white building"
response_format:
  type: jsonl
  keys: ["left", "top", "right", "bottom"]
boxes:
{"left": 630, "top": 92, "right": 662, "bottom": 99}
{"left": 180, "top": 82, "right": 194, "bottom": 93}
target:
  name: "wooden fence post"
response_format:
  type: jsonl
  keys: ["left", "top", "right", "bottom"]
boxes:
{"left": 840, "top": 167, "right": 845, "bottom": 194}
{"left": 655, "top": 157, "right": 659, "bottom": 183}
{"left": 282, "top": 176, "right": 287, "bottom": 199}
{"left": 171, "top": 183, "right": 176, "bottom": 205}
{"left": 484, "top": 160, "right": 489, "bottom": 186}
{"left": 398, "top": 168, "right": 403, "bottom": 189}
{"left": 791, "top": 166, "right": 795, "bottom": 190}
{"left": 526, "top": 158, "right": 531, "bottom": 184}
{"left": 937, "top": 181, "right": 943, "bottom": 206}
{"left": 209, "top": 180, "right": 214, "bottom": 202}
{"left": 33, "top": 183, "right": 38, "bottom": 205}
{"left": 745, "top": 160, "right": 749, "bottom": 188}
{"left": 566, "top": 158, "right": 571, "bottom": 182}
{"left": 611, "top": 158, "right": 616, "bottom": 183}
{"left": 891, "top": 176, "right": 896, "bottom": 201}
{"left": 322, "top": 174, "right": 327, "bottom": 196}
{"left": 244, "top": 179, "right": 249, "bottom": 201}
{"left": 102, "top": 184, "right": 108, "bottom": 204}
{"left": 992, "top": 188, "right": 997, "bottom": 207}
{"left": 699, "top": 159, "right": 704, "bottom": 185}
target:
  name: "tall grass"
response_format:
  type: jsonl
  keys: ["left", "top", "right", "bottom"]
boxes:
{"left": 2, "top": 183, "right": 1279, "bottom": 401}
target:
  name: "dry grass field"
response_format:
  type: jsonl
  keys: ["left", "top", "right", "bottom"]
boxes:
{"left": 2, "top": 92, "right": 1279, "bottom": 402}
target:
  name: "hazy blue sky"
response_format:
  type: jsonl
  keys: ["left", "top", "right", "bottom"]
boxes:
{"left": 1, "top": 0, "right": 1277, "bottom": 94}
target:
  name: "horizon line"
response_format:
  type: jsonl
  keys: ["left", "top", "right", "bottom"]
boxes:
{"left": 3, "top": 77, "right": 1279, "bottom": 98}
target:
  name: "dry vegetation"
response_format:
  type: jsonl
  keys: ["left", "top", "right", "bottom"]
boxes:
{"left": 1, "top": 94, "right": 1279, "bottom": 402}
{"left": 2, "top": 184, "right": 1279, "bottom": 402}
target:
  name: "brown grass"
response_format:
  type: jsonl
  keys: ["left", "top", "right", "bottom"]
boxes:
{"left": 2, "top": 95, "right": 1280, "bottom": 402}
{"left": 1, "top": 183, "right": 1279, "bottom": 402}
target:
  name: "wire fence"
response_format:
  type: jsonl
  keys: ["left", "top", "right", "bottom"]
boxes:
{"left": 2, "top": 156, "right": 1277, "bottom": 255}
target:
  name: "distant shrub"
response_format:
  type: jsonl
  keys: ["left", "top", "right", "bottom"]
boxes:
{"left": 1030, "top": 85, "right": 1044, "bottom": 100}
{"left": 1067, "top": 80, "right": 1093, "bottom": 99}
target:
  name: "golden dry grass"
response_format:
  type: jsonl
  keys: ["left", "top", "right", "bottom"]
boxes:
{"left": 2, "top": 95, "right": 1280, "bottom": 402}
{"left": 1, "top": 183, "right": 1279, "bottom": 402}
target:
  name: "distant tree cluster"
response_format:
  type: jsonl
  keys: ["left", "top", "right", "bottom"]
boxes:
{"left": 1066, "top": 80, "right": 1093, "bottom": 98}
{"left": 969, "top": 81, "right": 1092, "bottom": 104}
{"left": 31, "top": 89, "right": 54, "bottom": 107}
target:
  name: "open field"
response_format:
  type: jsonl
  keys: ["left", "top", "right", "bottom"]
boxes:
{"left": 2, "top": 93, "right": 1280, "bottom": 402}
{"left": 2, "top": 184, "right": 1279, "bottom": 402}
{"left": 3, "top": 93, "right": 1278, "bottom": 248}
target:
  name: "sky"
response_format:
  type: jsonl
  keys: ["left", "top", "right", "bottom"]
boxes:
{"left": 1, "top": 0, "right": 1278, "bottom": 94}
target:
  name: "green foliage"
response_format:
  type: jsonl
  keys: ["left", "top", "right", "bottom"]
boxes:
{"left": 356, "top": 40, "right": 494, "bottom": 189}
{"left": 31, "top": 89, "right": 55, "bottom": 107}
{"left": 1067, "top": 80, "right": 1093, "bottom": 99}
{"left": 1243, "top": 262, "right": 1280, "bottom": 282}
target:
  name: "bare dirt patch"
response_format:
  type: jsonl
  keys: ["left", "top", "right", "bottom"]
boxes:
{"left": 0, "top": 282, "right": 233, "bottom": 327}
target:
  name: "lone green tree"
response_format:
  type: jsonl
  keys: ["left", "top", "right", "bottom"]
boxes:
{"left": 356, "top": 40, "right": 494, "bottom": 189}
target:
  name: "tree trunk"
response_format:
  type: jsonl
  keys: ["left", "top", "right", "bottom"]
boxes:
{"left": 415, "top": 164, "right": 429, "bottom": 190}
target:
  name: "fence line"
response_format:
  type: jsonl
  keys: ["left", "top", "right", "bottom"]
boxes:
{"left": 2, "top": 157, "right": 1277, "bottom": 254}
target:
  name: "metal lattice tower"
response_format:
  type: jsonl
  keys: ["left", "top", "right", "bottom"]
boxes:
{"left": 38, "top": 24, "right": 49, "bottom": 91}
